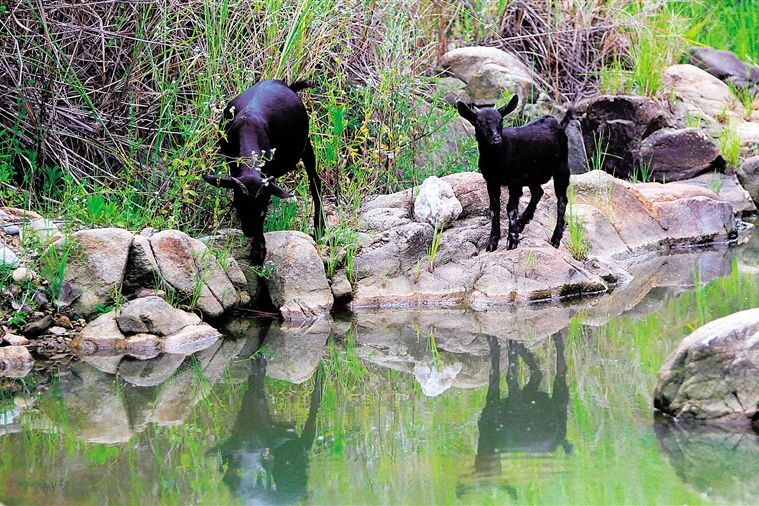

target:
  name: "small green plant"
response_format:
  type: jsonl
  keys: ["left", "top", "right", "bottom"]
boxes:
{"left": 426, "top": 224, "right": 443, "bottom": 272}
{"left": 523, "top": 250, "right": 538, "bottom": 277}
{"left": 251, "top": 261, "right": 275, "bottom": 280}
{"left": 706, "top": 172, "right": 723, "bottom": 194}
{"left": 588, "top": 131, "right": 609, "bottom": 172}
{"left": 630, "top": 159, "right": 653, "bottom": 184}
{"left": 566, "top": 187, "right": 590, "bottom": 261}
{"left": 728, "top": 82, "right": 757, "bottom": 121}
{"left": 718, "top": 122, "right": 741, "bottom": 167}
{"left": 249, "top": 343, "right": 274, "bottom": 360}
{"left": 685, "top": 111, "right": 703, "bottom": 129}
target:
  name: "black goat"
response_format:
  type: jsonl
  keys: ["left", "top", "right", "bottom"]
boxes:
{"left": 457, "top": 96, "right": 572, "bottom": 252}
{"left": 204, "top": 80, "right": 324, "bottom": 265}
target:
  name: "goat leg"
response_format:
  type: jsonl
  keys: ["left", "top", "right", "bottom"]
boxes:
{"left": 506, "top": 186, "right": 522, "bottom": 250}
{"left": 551, "top": 174, "right": 569, "bottom": 248}
{"left": 485, "top": 182, "right": 501, "bottom": 252}
{"left": 517, "top": 185, "right": 544, "bottom": 233}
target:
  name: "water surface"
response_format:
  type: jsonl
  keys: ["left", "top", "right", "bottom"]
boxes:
{"left": 1, "top": 230, "right": 758, "bottom": 505}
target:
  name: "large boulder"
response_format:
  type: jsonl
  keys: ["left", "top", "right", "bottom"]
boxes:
{"left": 638, "top": 128, "right": 725, "bottom": 182}
{"left": 662, "top": 64, "right": 746, "bottom": 123}
{"left": 578, "top": 95, "right": 674, "bottom": 179}
{"left": 737, "top": 156, "right": 759, "bottom": 206}
{"left": 439, "top": 46, "right": 539, "bottom": 105}
{"left": 689, "top": 46, "right": 759, "bottom": 90}
{"left": 149, "top": 230, "right": 238, "bottom": 318}
{"left": 413, "top": 176, "right": 463, "bottom": 229}
{"left": 51, "top": 228, "right": 134, "bottom": 318}
{"left": 679, "top": 172, "right": 757, "bottom": 216}
{"left": 654, "top": 308, "right": 759, "bottom": 428}
{"left": 264, "top": 231, "right": 334, "bottom": 321}
{"left": 116, "top": 295, "right": 200, "bottom": 336}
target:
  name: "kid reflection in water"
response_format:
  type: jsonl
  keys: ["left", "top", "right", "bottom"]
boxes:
{"left": 219, "top": 357, "right": 324, "bottom": 505}
{"left": 459, "top": 333, "right": 572, "bottom": 498}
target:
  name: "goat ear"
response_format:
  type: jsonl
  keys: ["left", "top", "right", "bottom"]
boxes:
{"left": 498, "top": 95, "right": 519, "bottom": 117}
{"left": 456, "top": 101, "right": 477, "bottom": 124}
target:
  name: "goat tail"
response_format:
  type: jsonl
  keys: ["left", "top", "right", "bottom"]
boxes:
{"left": 560, "top": 104, "right": 577, "bottom": 128}
{"left": 289, "top": 80, "right": 314, "bottom": 93}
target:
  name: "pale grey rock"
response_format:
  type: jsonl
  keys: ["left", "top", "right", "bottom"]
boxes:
{"left": 0, "top": 346, "right": 34, "bottom": 378}
{"left": 53, "top": 227, "right": 134, "bottom": 318}
{"left": 0, "top": 245, "right": 19, "bottom": 268}
{"left": 264, "top": 231, "right": 333, "bottom": 321}
{"left": 161, "top": 323, "right": 221, "bottom": 355}
{"left": 413, "top": 176, "right": 463, "bottom": 229}
{"left": 330, "top": 270, "right": 353, "bottom": 303}
{"left": 654, "top": 308, "right": 759, "bottom": 428}
{"left": 662, "top": 64, "right": 745, "bottom": 122}
{"left": 3, "top": 333, "right": 30, "bottom": 346}
{"left": 118, "top": 353, "right": 186, "bottom": 387}
{"left": 116, "top": 296, "right": 200, "bottom": 336}
{"left": 264, "top": 318, "right": 331, "bottom": 383}
{"left": 11, "top": 267, "right": 33, "bottom": 283}
{"left": 679, "top": 172, "right": 757, "bottom": 216}
{"left": 737, "top": 156, "right": 759, "bottom": 206}
{"left": 73, "top": 311, "right": 125, "bottom": 354}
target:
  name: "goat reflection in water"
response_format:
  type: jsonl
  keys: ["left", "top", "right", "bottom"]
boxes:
{"left": 218, "top": 356, "right": 324, "bottom": 505}
{"left": 459, "top": 333, "right": 572, "bottom": 499}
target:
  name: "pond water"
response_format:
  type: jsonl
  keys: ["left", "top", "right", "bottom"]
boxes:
{"left": 2, "top": 228, "right": 759, "bottom": 505}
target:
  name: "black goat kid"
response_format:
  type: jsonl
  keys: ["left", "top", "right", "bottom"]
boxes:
{"left": 204, "top": 80, "right": 324, "bottom": 265}
{"left": 457, "top": 96, "right": 572, "bottom": 252}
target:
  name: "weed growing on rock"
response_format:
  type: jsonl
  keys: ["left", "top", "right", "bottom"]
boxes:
{"left": 718, "top": 122, "right": 741, "bottom": 167}
{"left": 566, "top": 187, "right": 590, "bottom": 261}
{"left": 426, "top": 225, "right": 443, "bottom": 272}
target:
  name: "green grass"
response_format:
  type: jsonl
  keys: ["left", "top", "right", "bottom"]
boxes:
{"left": 566, "top": 187, "right": 590, "bottom": 261}
{"left": 718, "top": 121, "right": 741, "bottom": 167}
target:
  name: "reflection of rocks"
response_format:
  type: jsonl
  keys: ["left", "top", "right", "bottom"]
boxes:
{"left": 655, "top": 418, "right": 759, "bottom": 504}
{"left": 264, "top": 318, "right": 332, "bottom": 384}
{"left": 63, "top": 363, "right": 132, "bottom": 444}
{"left": 654, "top": 308, "right": 759, "bottom": 428}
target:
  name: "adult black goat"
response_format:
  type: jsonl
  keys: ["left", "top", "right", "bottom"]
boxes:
{"left": 204, "top": 80, "right": 324, "bottom": 265}
{"left": 456, "top": 96, "right": 573, "bottom": 252}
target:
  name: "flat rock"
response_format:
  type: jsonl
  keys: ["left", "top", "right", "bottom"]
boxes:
{"left": 689, "top": 46, "right": 759, "bottom": 89}
{"left": 662, "top": 64, "right": 745, "bottom": 123}
{"left": 679, "top": 172, "right": 757, "bottom": 216}
{"left": 654, "top": 308, "right": 759, "bottom": 428}
{"left": 264, "top": 231, "right": 334, "bottom": 321}
{"left": 118, "top": 353, "right": 186, "bottom": 387}
{"left": 0, "top": 244, "right": 19, "bottom": 268}
{"left": 162, "top": 323, "right": 221, "bottom": 355}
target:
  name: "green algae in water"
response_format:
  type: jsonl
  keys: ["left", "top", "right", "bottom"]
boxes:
{"left": 1, "top": 232, "right": 759, "bottom": 504}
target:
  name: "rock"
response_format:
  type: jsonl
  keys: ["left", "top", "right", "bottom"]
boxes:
{"left": 264, "top": 231, "right": 334, "bottom": 321}
{"left": 0, "top": 244, "right": 19, "bottom": 268}
{"left": 149, "top": 230, "right": 237, "bottom": 318}
{"left": 638, "top": 128, "right": 725, "bottom": 182}
{"left": 662, "top": 64, "right": 745, "bottom": 123}
{"left": 122, "top": 235, "right": 159, "bottom": 293}
{"left": 3, "top": 332, "right": 29, "bottom": 346}
{"left": 435, "top": 76, "right": 469, "bottom": 105}
{"left": 578, "top": 95, "right": 674, "bottom": 179}
{"left": 679, "top": 172, "right": 757, "bottom": 216}
{"left": 440, "top": 46, "right": 538, "bottom": 104}
{"left": 0, "top": 346, "right": 34, "bottom": 378}
{"left": 48, "top": 326, "right": 67, "bottom": 336}
{"left": 123, "top": 333, "right": 162, "bottom": 359}
{"left": 413, "top": 176, "right": 463, "bottom": 229}
{"left": 11, "top": 267, "right": 33, "bottom": 284}
{"left": 72, "top": 311, "right": 126, "bottom": 354}
{"left": 161, "top": 323, "right": 221, "bottom": 355}
{"left": 689, "top": 46, "right": 759, "bottom": 90}
{"left": 264, "top": 319, "right": 331, "bottom": 383}
{"left": 51, "top": 227, "right": 134, "bottom": 318}
{"left": 737, "top": 156, "right": 759, "bottom": 206}
{"left": 654, "top": 308, "right": 759, "bottom": 428}
{"left": 3, "top": 225, "right": 19, "bottom": 235}
{"left": 565, "top": 117, "right": 588, "bottom": 174}
{"left": 116, "top": 296, "right": 200, "bottom": 336}
{"left": 330, "top": 270, "right": 353, "bottom": 303}
{"left": 413, "top": 361, "right": 463, "bottom": 396}
{"left": 18, "top": 218, "right": 63, "bottom": 246}
{"left": 22, "top": 314, "right": 54, "bottom": 337}
{"left": 440, "top": 172, "right": 490, "bottom": 218}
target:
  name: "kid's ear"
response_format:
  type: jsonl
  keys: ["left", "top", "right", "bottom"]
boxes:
{"left": 456, "top": 101, "right": 477, "bottom": 124}
{"left": 498, "top": 95, "right": 519, "bottom": 117}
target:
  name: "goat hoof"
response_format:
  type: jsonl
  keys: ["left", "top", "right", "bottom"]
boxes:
{"left": 550, "top": 236, "right": 561, "bottom": 248}
{"left": 507, "top": 238, "right": 519, "bottom": 250}
{"left": 485, "top": 238, "right": 499, "bottom": 252}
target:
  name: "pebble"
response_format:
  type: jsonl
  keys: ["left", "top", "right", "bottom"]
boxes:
{"left": 3, "top": 333, "right": 30, "bottom": 346}
{"left": 3, "top": 225, "right": 20, "bottom": 235}
{"left": 12, "top": 267, "right": 34, "bottom": 284}
{"left": 0, "top": 245, "right": 19, "bottom": 268}
{"left": 48, "top": 326, "right": 68, "bottom": 336}
{"left": 53, "top": 314, "right": 73, "bottom": 329}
